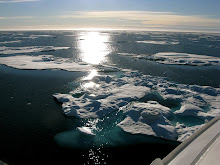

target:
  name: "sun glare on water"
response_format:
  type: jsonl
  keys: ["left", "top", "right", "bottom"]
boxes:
{"left": 78, "top": 31, "right": 110, "bottom": 65}
{"left": 83, "top": 69, "right": 98, "bottom": 81}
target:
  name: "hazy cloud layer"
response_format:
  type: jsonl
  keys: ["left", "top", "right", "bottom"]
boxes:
{"left": 0, "top": 16, "right": 32, "bottom": 19}
{"left": 0, "top": 0, "right": 39, "bottom": 3}
{"left": 60, "top": 11, "right": 220, "bottom": 28}
{"left": 0, "top": 10, "right": 219, "bottom": 32}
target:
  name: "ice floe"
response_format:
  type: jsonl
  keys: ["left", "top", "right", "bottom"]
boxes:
{"left": 136, "top": 41, "right": 179, "bottom": 45}
{"left": 29, "top": 34, "right": 54, "bottom": 38}
{"left": 150, "top": 52, "right": 220, "bottom": 66}
{"left": 0, "top": 40, "right": 22, "bottom": 44}
{"left": 118, "top": 101, "right": 178, "bottom": 141}
{"left": 54, "top": 83, "right": 150, "bottom": 118}
{"left": 118, "top": 52, "right": 220, "bottom": 66}
{"left": 175, "top": 123, "right": 204, "bottom": 141}
{"left": 53, "top": 71, "right": 220, "bottom": 142}
{"left": 0, "top": 54, "right": 122, "bottom": 72}
{"left": 14, "top": 34, "right": 55, "bottom": 40}
{"left": 0, "top": 46, "right": 70, "bottom": 55}
{"left": 0, "top": 55, "right": 93, "bottom": 71}
{"left": 174, "top": 104, "right": 214, "bottom": 120}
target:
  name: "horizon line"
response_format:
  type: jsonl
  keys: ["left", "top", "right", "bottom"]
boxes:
{"left": 0, "top": 27, "right": 219, "bottom": 33}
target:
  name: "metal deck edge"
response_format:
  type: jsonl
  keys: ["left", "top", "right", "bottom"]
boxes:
{"left": 162, "top": 116, "right": 220, "bottom": 165}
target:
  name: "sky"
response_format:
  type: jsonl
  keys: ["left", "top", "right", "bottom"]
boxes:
{"left": 0, "top": 0, "right": 220, "bottom": 32}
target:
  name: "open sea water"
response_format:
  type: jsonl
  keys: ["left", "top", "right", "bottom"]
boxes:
{"left": 0, "top": 30, "right": 220, "bottom": 164}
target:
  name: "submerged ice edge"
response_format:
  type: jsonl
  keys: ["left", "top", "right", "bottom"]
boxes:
{"left": 53, "top": 70, "right": 220, "bottom": 142}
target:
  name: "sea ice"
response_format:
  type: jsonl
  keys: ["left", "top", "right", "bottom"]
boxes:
{"left": 29, "top": 34, "right": 54, "bottom": 38}
{"left": 53, "top": 71, "right": 220, "bottom": 142}
{"left": 174, "top": 104, "right": 203, "bottom": 116}
{"left": 0, "top": 53, "right": 121, "bottom": 72}
{"left": 77, "top": 127, "right": 96, "bottom": 136}
{"left": 0, "top": 40, "right": 22, "bottom": 44}
{"left": 149, "top": 52, "right": 220, "bottom": 66}
{"left": 136, "top": 40, "right": 179, "bottom": 45}
{"left": 12, "top": 34, "right": 55, "bottom": 40}
{"left": 174, "top": 104, "right": 214, "bottom": 120}
{"left": 117, "top": 116, "right": 156, "bottom": 136}
{"left": 118, "top": 52, "right": 220, "bottom": 66}
{"left": 53, "top": 83, "right": 150, "bottom": 118}
{"left": 0, "top": 55, "right": 93, "bottom": 72}
{"left": 0, "top": 46, "right": 70, "bottom": 55}
{"left": 175, "top": 123, "right": 204, "bottom": 141}
{"left": 1, "top": 45, "right": 218, "bottom": 142}
{"left": 118, "top": 101, "right": 178, "bottom": 141}
{"left": 94, "top": 64, "right": 120, "bottom": 72}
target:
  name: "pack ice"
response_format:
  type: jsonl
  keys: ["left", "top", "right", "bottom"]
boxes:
{"left": 118, "top": 52, "right": 220, "bottom": 66}
{"left": 0, "top": 46, "right": 70, "bottom": 55}
{"left": 54, "top": 71, "right": 220, "bottom": 142}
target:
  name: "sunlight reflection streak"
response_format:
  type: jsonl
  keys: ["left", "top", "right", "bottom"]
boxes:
{"left": 78, "top": 32, "right": 110, "bottom": 65}
{"left": 83, "top": 69, "right": 98, "bottom": 80}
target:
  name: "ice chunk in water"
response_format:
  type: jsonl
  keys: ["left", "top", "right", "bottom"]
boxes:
{"left": 118, "top": 101, "right": 178, "bottom": 141}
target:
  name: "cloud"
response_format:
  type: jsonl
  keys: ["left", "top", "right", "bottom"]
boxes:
{"left": 0, "top": 10, "right": 219, "bottom": 32}
{"left": 0, "top": 0, "right": 39, "bottom": 3}
{"left": 0, "top": 16, "right": 33, "bottom": 19}
{"left": 59, "top": 11, "right": 220, "bottom": 28}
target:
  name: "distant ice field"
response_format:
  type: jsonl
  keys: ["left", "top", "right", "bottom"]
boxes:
{"left": 0, "top": 30, "right": 220, "bottom": 164}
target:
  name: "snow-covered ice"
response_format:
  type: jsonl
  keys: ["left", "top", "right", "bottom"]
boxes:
{"left": 136, "top": 40, "right": 179, "bottom": 45}
{"left": 0, "top": 40, "right": 22, "bottom": 44}
{"left": 54, "top": 83, "right": 150, "bottom": 118}
{"left": 29, "top": 34, "right": 54, "bottom": 38}
{"left": 0, "top": 31, "right": 219, "bottom": 144}
{"left": 1, "top": 49, "right": 219, "bottom": 142}
{"left": 53, "top": 71, "right": 220, "bottom": 142}
{"left": 174, "top": 104, "right": 214, "bottom": 120}
{"left": 0, "top": 46, "right": 70, "bottom": 55}
{"left": 175, "top": 123, "right": 205, "bottom": 141}
{"left": 118, "top": 101, "right": 178, "bottom": 141}
{"left": 0, "top": 55, "right": 94, "bottom": 72}
{"left": 118, "top": 52, "right": 220, "bottom": 66}
{"left": 150, "top": 52, "right": 220, "bottom": 66}
{"left": 0, "top": 54, "right": 122, "bottom": 72}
